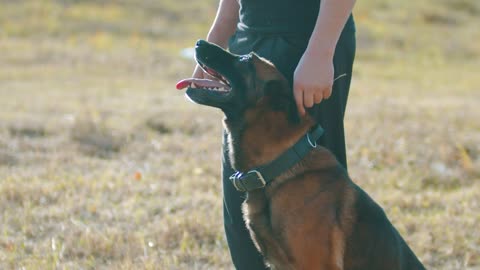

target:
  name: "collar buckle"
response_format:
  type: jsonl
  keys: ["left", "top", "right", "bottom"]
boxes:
{"left": 229, "top": 170, "right": 266, "bottom": 192}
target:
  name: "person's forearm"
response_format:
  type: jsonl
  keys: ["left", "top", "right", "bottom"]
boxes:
{"left": 306, "top": 0, "right": 356, "bottom": 57}
{"left": 205, "top": 0, "right": 239, "bottom": 48}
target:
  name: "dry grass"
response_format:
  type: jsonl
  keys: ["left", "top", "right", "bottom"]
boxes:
{"left": 0, "top": 0, "right": 479, "bottom": 269}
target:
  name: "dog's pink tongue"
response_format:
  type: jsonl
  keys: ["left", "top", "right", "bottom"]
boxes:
{"left": 176, "top": 78, "right": 226, "bottom": 90}
{"left": 176, "top": 79, "right": 191, "bottom": 90}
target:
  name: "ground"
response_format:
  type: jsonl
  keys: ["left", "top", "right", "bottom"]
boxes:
{"left": 0, "top": 0, "right": 479, "bottom": 269}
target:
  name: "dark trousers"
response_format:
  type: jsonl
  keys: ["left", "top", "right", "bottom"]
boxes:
{"left": 222, "top": 26, "right": 356, "bottom": 269}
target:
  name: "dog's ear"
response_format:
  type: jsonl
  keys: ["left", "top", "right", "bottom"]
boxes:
{"left": 263, "top": 80, "right": 301, "bottom": 123}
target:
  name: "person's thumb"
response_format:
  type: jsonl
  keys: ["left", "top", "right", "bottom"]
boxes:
{"left": 293, "top": 86, "right": 306, "bottom": 117}
{"left": 192, "top": 65, "right": 205, "bottom": 79}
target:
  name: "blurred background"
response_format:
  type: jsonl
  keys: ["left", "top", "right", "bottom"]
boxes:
{"left": 0, "top": 0, "right": 479, "bottom": 269}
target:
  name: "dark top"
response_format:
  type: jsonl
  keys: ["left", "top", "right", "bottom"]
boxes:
{"left": 238, "top": 0, "right": 355, "bottom": 35}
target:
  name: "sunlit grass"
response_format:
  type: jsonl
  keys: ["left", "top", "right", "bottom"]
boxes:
{"left": 0, "top": 0, "right": 479, "bottom": 269}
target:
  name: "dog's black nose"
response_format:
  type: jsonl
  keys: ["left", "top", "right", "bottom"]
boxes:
{"left": 196, "top": 39, "right": 207, "bottom": 48}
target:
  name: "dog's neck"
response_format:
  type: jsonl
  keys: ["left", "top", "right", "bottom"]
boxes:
{"left": 225, "top": 113, "right": 316, "bottom": 173}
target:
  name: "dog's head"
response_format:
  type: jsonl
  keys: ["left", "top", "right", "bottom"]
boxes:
{"left": 177, "top": 40, "right": 314, "bottom": 170}
{"left": 178, "top": 40, "right": 299, "bottom": 123}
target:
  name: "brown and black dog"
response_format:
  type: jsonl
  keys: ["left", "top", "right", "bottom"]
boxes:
{"left": 177, "top": 40, "right": 427, "bottom": 270}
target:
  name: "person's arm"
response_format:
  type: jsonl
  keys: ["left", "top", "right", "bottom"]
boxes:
{"left": 193, "top": 0, "right": 239, "bottom": 79}
{"left": 293, "top": 0, "right": 356, "bottom": 116}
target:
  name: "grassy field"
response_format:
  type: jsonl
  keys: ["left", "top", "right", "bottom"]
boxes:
{"left": 0, "top": 0, "right": 479, "bottom": 269}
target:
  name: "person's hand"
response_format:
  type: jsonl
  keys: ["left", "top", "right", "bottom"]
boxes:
{"left": 192, "top": 64, "right": 206, "bottom": 79}
{"left": 192, "top": 64, "right": 218, "bottom": 81}
{"left": 176, "top": 63, "right": 223, "bottom": 90}
{"left": 293, "top": 49, "right": 334, "bottom": 116}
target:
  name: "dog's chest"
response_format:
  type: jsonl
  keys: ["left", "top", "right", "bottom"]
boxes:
{"left": 243, "top": 191, "right": 295, "bottom": 268}
{"left": 243, "top": 203, "right": 267, "bottom": 245}
{"left": 242, "top": 191, "right": 270, "bottom": 238}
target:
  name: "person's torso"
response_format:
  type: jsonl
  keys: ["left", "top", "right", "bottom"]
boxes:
{"left": 238, "top": 0, "right": 355, "bottom": 35}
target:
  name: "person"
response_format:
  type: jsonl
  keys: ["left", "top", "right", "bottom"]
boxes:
{"left": 191, "top": 0, "right": 356, "bottom": 268}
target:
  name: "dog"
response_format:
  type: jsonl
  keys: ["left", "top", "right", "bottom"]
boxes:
{"left": 177, "top": 40, "right": 427, "bottom": 270}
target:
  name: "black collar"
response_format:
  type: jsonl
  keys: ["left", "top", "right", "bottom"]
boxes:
{"left": 229, "top": 125, "right": 324, "bottom": 192}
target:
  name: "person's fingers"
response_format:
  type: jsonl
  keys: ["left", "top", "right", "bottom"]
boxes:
{"left": 313, "top": 91, "right": 323, "bottom": 104}
{"left": 293, "top": 86, "right": 305, "bottom": 116}
{"left": 303, "top": 88, "right": 315, "bottom": 108}
{"left": 192, "top": 65, "right": 204, "bottom": 79}
{"left": 193, "top": 65, "right": 219, "bottom": 81}
{"left": 323, "top": 87, "right": 333, "bottom": 99}
{"left": 205, "top": 72, "right": 217, "bottom": 80}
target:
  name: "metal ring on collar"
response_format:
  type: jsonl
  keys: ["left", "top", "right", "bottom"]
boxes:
{"left": 306, "top": 132, "right": 317, "bottom": 148}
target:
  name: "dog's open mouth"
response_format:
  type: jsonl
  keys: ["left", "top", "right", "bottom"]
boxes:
{"left": 176, "top": 62, "right": 231, "bottom": 93}
{"left": 176, "top": 40, "right": 242, "bottom": 108}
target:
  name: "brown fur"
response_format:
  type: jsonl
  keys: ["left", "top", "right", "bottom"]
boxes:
{"left": 188, "top": 41, "right": 426, "bottom": 270}
{"left": 225, "top": 56, "right": 427, "bottom": 270}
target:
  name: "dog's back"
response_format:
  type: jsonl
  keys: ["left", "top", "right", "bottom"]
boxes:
{"left": 344, "top": 183, "right": 426, "bottom": 270}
